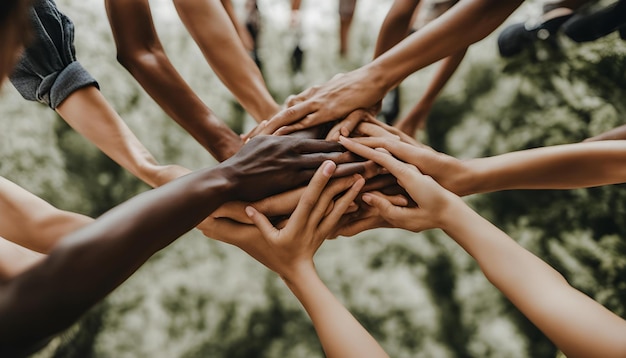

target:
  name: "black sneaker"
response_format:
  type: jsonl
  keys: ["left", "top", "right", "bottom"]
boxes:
{"left": 563, "top": 0, "right": 626, "bottom": 42}
{"left": 497, "top": 13, "right": 573, "bottom": 57}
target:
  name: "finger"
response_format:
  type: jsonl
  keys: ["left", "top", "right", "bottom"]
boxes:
{"left": 326, "top": 110, "right": 369, "bottom": 141}
{"left": 295, "top": 138, "right": 344, "bottom": 154}
{"left": 290, "top": 160, "right": 336, "bottom": 226}
{"left": 245, "top": 205, "right": 278, "bottom": 240}
{"left": 333, "top": 162, "right": 366, "bottom": 177}
{"left": 334, "top": 215, "right": 387, "bottom": 238}
{"left": 365, "top": 191, "right": 409, "bottom": 207}
{"left": 242, "top": 120, "right": 268, "bottom": 142}
{"left": 274, "top": 110, "right": 335, "bottom": 136}
{"left": 340, "top": 136, "right": 426, "bottom": 196}
{"left": 201, "top": 217, "right": 259, "bottom": 246}
{"left": 361, "top": 192, "right": 405, "bottom": 223}
{"left": 253, "top": 187, "right": 305, "bottom": 219}
{"left": 319, "top": 177, "right": 366, "bottom": 236}
{"left": 339, "top": 137, "right": 417, "bottom": 174}
{"left": 262, "top": 102, "right": 317, "bottom": 135}
{"left": 354, "top": 122, "right": 401, "bottom": 140}
{"left": 362, "top": 174, "right": 396, "bottom": 192}
{"left": 309, "top": 174, "right": 361, "bottom": 225}
{"left": 285, "top": 94, "right": 302, "bottom": 107}
{"left": 348, "top": 136, "right": 424, "bottom": 167}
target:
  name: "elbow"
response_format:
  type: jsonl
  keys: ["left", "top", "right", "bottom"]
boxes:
{"left": 115, "top": 47, "right": 164, "bottom": 75}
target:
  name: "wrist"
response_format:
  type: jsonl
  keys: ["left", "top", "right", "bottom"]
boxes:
{"left": 438, "top": 197, "right": 474, "bottom": 233}
{"left": 280, "top": 260, "right": 317, "bottom": 288}
{"left": 363, "top": 61, "right": 395, "bottom": 94}
{"left": 199, "top": 165, "right": 238, "bottom": 203}
{"left": 451, "top": 159, "right": 481, "bottom": 196}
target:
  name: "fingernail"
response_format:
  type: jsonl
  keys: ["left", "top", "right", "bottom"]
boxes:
{"left": 245, "top": 206, "right": 255, "bottom": 217}
{"left": 341, "top": 127, "right": 349, "bottom": 136}
{"left": 323, "top": 161, "right": 336, "bottom": 176}
{"left": 362, "top": 193, "right": 372, "bottom": 205}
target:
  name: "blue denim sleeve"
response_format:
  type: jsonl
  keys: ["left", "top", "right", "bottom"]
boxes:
{"left": 9, "top": 0, "right": 99, "bottom": 109}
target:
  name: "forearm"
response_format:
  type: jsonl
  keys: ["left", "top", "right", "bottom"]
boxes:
{"left": 0, "top": 238, "right": 46, "bottom": 280}
{"left": 56, "top": 87, "right": 170, "bottom": 187}
{"left": 442, "top": 203, "right": 626, "bottom": 357}
{"left": 0, "top": 166, "right": 234, "bottom": 349}
{"left": 584, "top": 124, "right": 626, "bottom": 142}
{"left": 174, "top": 0, "right": 280, "bottom": 122}
{"left": 0, "top": 177, "right": 93, "bottom": 253}
{"left": 373, "top": 0, "right": 420, "bottom": 58}
{"left": 284, "top": 265, "right": 389, "bottom": 358}
{"left": 465, "top": 141, "right": 626, "bottom": 194}
{"left": 420, "top": 49, "right": 466, "bottom": 104}
{"left": 369, "top": 0, "right": 521, "bottom": 90}
{"left": 105, "top": 0, "right": 241, "bottom": 161}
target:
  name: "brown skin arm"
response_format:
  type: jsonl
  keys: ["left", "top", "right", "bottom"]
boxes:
{"left": 104, "top": 0, "right": 241, "bottom": 162}
{"left": 173, "top": 0, "right": 280, "bottom": 122}
{"left": 373, "top": 0, "right": 420, "bottom": 58}
{"left": 0, "top": 135, "right": 348, "bottom": 355}
{"left": 256, "top": 0, "right": 522, "bottom": 136}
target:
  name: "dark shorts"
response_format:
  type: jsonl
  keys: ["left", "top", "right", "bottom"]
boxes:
{"left": 10, "top": 0, "right": 98, "bottom": 109}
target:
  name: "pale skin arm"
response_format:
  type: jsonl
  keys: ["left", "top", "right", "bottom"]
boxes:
{"left": 220, "top": 0, "right": 254, "bottom": 52}
{"left": 55, "top": 86, "right": 190, "bottom": 187}
{"left": 173, "top": 0, "right": 280, "bottom": 122}
{"left": 0, "top": 238, "right": 45, "bottom": 280}
{"left": 0, "top": 177, "right": 92, "bottom": 254}
{"left": 252, "top": 0, "right": 522, "bottom": 136}
{"left": 346, "top": 136, "right": 626, "bottom": 196}
{"left": 209, "top": 161, "right": 388, "bottom": 358}
{"left": 105, "top": 0, "right": 242, "bottom": 161}
{"left": 340, "top": 136, "right": 626, "bottom": 357}
{"left": 584, "top": 124, "right": 626, "bottom": 142}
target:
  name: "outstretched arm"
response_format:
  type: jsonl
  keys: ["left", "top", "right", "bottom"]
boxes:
{"left": 584, "top": 123, "right": 626, "bottom": 142}
{"left": 340, "top": 136, "right": 626, "bottom": 357}
{"left": 253, "top": 0, "right": 521, "bottom": 136}
{"left": 215, "top": 161, "right": 387, "bottom": 358}
{"left": 0, "top": 177, "right": 92, "bottom": 254}
{"left": 0, "top": 238, "right": 45, "bottom": 280}
{"left": 56, "top": 86, "right": 191, "bottom": 187}
{"left": 173, "top": 0, "right": 280, "bottom": 122}
{"left": 373, "top": 0, "right": 420, "bottom": 59}
{"left": 105, "top": 0, "right": 241, "bottom": 161}
{"left": 394, "top": 48, "right": 466, "bottom": 135}
{"left": 0, "top": 136, "right": 347, "bottom": 355}
{"left": 346, "top": 136, "right": 626, "bottom": 196}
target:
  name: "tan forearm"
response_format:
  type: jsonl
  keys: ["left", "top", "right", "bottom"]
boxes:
{"left": 0, "top": 177, "right": 93, "bottom": 253}
{"left": 285, "top": 265, "right": 389, "bottom": 358}
{"left": 174, "top": 0, "right": 279, "bottom": 122}
{"left": 56, "top": 87, "right": 169, "bottom": 188}
{"left": 105, "top": 0, "right": 242, "bottom": 161}
{"left": 373, "top": 0, "right": 420, "bottom": 58}
{"left": 370, "top": 0, "right": 521, "bottom": 90}
{"left": 466, "top": 141, "right": 626, "bottom": 194}
{"left": 442, "top": 203, "right": 626, "bottom": 357}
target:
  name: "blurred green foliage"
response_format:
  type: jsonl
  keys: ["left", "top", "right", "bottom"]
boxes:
{"left": 0, "top": 0, "right": 622, "bottom": 357}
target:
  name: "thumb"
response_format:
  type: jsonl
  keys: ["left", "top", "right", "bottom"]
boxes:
{"left": 246, "top": 206, "right": 277, "bottom": 240}
{"left": 361, "top": 192, "right": 402, "bottom": 222}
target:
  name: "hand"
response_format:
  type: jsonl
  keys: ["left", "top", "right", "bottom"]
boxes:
{"left": 330, "top": 191, "right": 409, "bottom": 238}
{"left": 220, "top": 135, "right": 358, "bottom": 202}
{"left": 344, "top": 136, "right": 473, "bottom": 196}
{"left": 243, "top": 161, "right": 365, "bottom": 278}
{"left": 393, "top": 101, "right": 431, "bottom": 137}
{"left": 339, "top": 136, "right": 462, "bottom": 232}
{"left": 248, "top": 68, "right": 390, "bottom": 136}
